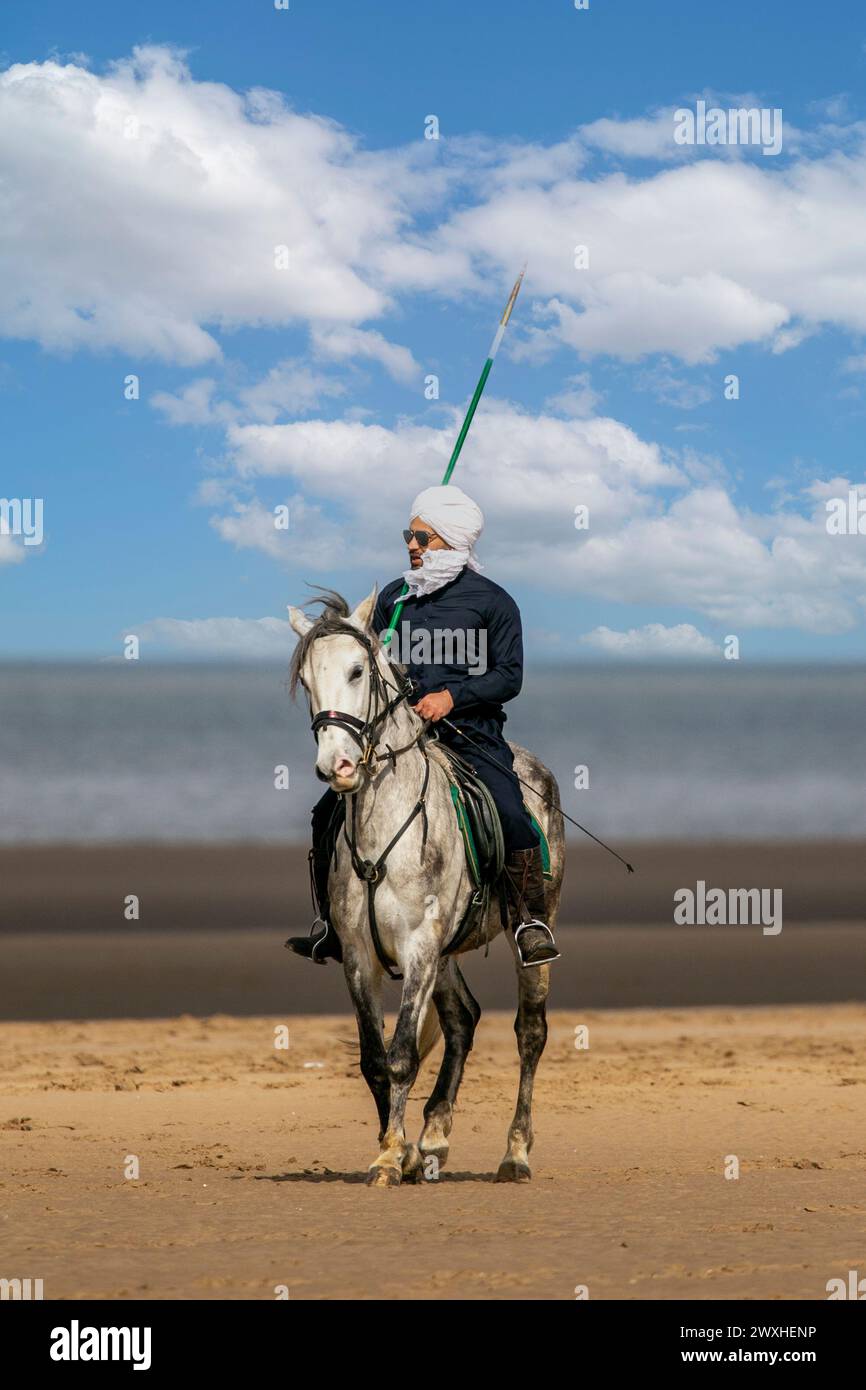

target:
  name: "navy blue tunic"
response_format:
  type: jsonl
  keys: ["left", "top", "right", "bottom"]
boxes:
{"left": 312, "top": 567, "right": 538, "bottom": 854}
{"left": 369, "top": 567, "right": 539, "bottom": 852}
{"left": 372, "top": 568, "right": 523, "bottom": 726}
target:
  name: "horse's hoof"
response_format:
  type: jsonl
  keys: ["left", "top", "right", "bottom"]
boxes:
{"left": 401, "top": 1143, "right": 423, "bottom": 1181}
{"left": 495, "top": 1157, "right": 532, "bottom": 1183}
{"left": 366, "top": 1164, "right": 402, "bottom": 1188}
{"left": 418, "top": 1143, "right": 449, "bottom": 1177}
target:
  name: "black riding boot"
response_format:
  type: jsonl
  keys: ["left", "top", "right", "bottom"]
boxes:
{"left": 503, "top": 844, "right": 560, "bottom": 967}
{"left": 285, "top": 839, "right": 343, "bottom": 965}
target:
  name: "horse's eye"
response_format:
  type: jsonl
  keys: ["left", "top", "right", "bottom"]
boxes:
{"left": 349, "top": 666, "right": 363, "bottom": 682}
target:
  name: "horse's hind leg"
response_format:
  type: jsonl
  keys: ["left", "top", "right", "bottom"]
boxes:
{"left": 418, "top": 958, "right": 481, "bottom": 1174}
{"left": 496, "top": 962, "right": 550, "bottom": 1182}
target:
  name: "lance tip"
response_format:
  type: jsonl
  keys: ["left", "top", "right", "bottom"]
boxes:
{"left": 500, "top": 265, "right": 526, "bottom": 328}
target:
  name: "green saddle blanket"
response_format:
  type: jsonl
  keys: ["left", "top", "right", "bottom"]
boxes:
{"left": 449, "top": 783, "right": 551, "bottom": 888}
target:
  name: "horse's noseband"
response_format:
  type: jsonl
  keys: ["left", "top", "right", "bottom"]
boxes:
{"left": 310, "top": 708, "right": 368, "bottom": 750}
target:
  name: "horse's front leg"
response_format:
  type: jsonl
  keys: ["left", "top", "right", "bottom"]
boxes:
{"left": 342, "top": 945, "right": 389, "bottom": 1140}
{"left": 367, "top": 939, "right": 440, "bottom": 1189}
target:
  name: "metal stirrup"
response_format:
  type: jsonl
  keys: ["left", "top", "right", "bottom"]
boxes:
{"left": 513, "top": 919, "right": 560, "bottom": 968}
{"left": 308, "top": 919, "right": 331, "bottom": 963}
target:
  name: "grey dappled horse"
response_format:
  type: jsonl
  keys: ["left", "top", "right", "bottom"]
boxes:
{"left": 288, "top": 588, "right": 564, "bottom": 1186}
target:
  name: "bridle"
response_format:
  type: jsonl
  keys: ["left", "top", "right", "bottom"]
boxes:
{"left": 307, "top": 626, "right": 423, "bottom": 774}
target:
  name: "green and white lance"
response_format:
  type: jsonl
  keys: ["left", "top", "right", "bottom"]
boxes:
{"left": 381, "top": 267, "right": 526, "bottom": 647}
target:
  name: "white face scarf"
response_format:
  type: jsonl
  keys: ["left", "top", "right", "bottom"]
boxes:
{"left": 395, "top": 546, "right": 478, "bottom": 601}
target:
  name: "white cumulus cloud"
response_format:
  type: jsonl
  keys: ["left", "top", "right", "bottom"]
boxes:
{"left": 203, "top": 401, "right": 866, "bottom": 634}
{"left": 581, "top": 623, "right": 720, "bottom": 657}
{"left": 138, "top": 614, "right": 294, "bottom": 658}
{"left": 0, "top": 47, "right": 404, "bottom": 362}
{"left": 5, "top": 48, "right": 866, "bottom": 371}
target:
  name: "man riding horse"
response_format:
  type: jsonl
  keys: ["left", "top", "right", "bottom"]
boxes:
{"left": 285, "top": 484, "right": 560, "bottom": 969}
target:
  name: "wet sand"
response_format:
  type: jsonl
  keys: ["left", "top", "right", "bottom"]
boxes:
{"left": 2, "top": 924, "right": 864, "bottom": 1020}
{"left": 1, "top": 840, "right": 862, "bottom": 1019}
{"left": 2, "top": 840, "right": 864, "bottom": 934}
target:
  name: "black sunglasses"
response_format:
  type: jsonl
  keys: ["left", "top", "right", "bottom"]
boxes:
{"left": 403, "top": 528, "right": 439, "bottom": 546}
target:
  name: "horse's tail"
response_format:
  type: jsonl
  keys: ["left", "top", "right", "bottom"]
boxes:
{"left": 417, "top": 1000, "right": 443, "bottom": 1065}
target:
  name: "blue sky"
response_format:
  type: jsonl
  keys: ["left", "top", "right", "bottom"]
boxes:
{"left": 2, "top": 0, "right": 866, "bottom": 660}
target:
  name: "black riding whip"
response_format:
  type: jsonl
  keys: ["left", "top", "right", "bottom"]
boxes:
{"left": 433, "top": 716, "right": 635, "bottom": 875}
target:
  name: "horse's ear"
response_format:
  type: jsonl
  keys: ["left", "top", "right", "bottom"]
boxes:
{"left": 348, "top": 586, "right": 378, "bottom": 633}
{"left": 287, "top": 605, "right": 314, "bottom": 638}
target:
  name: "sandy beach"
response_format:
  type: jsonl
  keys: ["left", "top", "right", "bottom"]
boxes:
{"left": 2, "top": 1004, "right": 864, "bottom": 1301}
{"left": 2, "top": 840, "right": 863, "bottom": 1301}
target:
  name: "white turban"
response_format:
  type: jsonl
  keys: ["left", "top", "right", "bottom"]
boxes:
{"left": 394, "top": 485, "right": 484, "bottom": 602}
{"left": 410, "top": 486, "right": 484, "bottom": 568}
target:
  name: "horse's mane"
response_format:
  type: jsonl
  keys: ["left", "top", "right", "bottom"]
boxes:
{"left": 289, "top": 586, "right": 406, "bottom": 698}
{"left": 289, "top": 588, "right": 352, "bottom": 697}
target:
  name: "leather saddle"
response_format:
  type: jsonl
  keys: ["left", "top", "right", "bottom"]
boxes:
{"left": 437, "top": 742, "right": 505, "bottom": 890}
